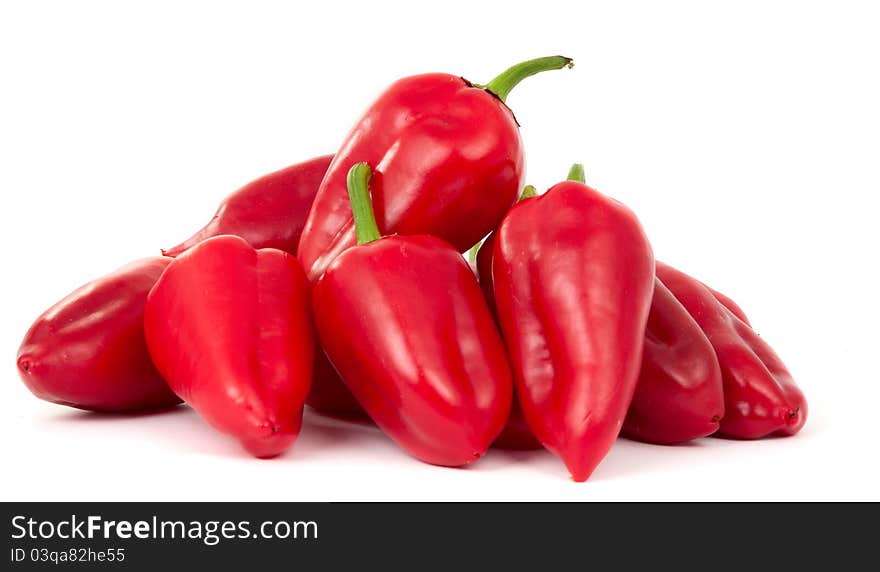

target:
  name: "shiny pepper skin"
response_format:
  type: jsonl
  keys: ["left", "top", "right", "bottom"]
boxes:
{"left": 481, "top": 247, "right": 725, "bottom": 448}
{"left": 298, "top": 56, "right": 572, "bottom": 282}
{"left": 312, "top": 164, "right": 513, "bottom": 466}
{"left": 314, "top": 235, "right": 513, "bottom": 466}
{"left": 476, "top": 182, "right": 724, "bottom": 448}
{"left": 623, "top": 278, "right": 725, "bottom": 444}
{"left": 164, "top": 154, "right": 333, "bottom": 257}
{"left": 17, "top": 257, "right": 180, "bottom": 412}
{"left": 156, "top": 153, "right": 351, "bottom": 417}
{"left": 296, "top": 75, "right": 521, "bottom": 281}
{"left": 492, "top": 177, "right": 655, "bottom": 481}
{"left": 144, "top": 235, "right": 314, "bottom": 457}
{"left": 656, "top": 262, "right": 807, "bottom": 439}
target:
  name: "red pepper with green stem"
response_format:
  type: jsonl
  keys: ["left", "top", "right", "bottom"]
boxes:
{"left": 298, "top": 55, "right": 573, "bottom": 282}
{"left": 17, "top": 257, "right": 180, "bottom": 412}
{"left": 561, "top": 168, "right": 726, "bottom": 445}
{"left": 144, "top": 235, "right": 314, "bottom": 457}
{"left": 656, "top": 262, "right": 807, "bottom": 439}
{"left": 492, "top": 164, "right": 655, "bottom": 480}
{"left": 301, "top": 55, "right": 572, "bottom": 418}
{"left": 312, "top": 163, "right": 512, "bottom": 466}
{"left": 478, "top": 178, "right": 724, "bottom": 448}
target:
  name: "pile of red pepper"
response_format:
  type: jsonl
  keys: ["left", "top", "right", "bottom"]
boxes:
{"left": 16, "top": 56, "right": 807, "bottom": 481}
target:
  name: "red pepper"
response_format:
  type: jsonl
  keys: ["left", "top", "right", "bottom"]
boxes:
{"left": 312, "top": 164, "right": 512, "bottom": 466}
{"left": 303, "top": 57, "right": 572, "bottom": 416}
{"left": 482, "top": 278, "right": 725, "bottom": 448}
{"left": 478, "top": 180, "right": 728, "bottom": 448}
{"left": 492, "top": 165, "right": 655, "bottom": 481}
{"left": 298, "top": 56, "right": 573, "bottom": 282}
{"left": 144, "top": 235, "right": 314, "bottom": 457}
{"left": 622, "top": 278, "right": 725, "bottom": 444}
{"left": 156, "top": 153, "right": 351, "bottom": 418}
{"left": 479, "top": 185, "right": 723, "bottom": 448}
{"left": 163, "top": 155, "right": 333, "bottom": 257}
{"left": 152, "top": 152, "right": 356, "bottom": 418}
{"left": 16, "top": 258, "right": 180, "bottom": 412}
{"left": 656, "top": 262, "right": 807, "bottom": 439}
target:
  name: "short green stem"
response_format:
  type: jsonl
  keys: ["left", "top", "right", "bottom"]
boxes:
{"left": 567, "top": 164, "right": 585, "bottom": 183}
{"left": 467, "top": 242, "right": 482, "bottom": 264}
{"left": 482, "top": 56, "right": 573, "bottom": 103}
{"left": 347, "top": 162, "right": 382, "bottom": 245}
{"left": 519, "top": 185, "right": 537, "bottom": 200}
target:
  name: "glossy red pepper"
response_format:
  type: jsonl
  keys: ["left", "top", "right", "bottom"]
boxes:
{"left": 313, "top": 164, "right": 512, "bottom": 466}
{"left": 163, "top": 155, "right": 333, "bottom": 257}
{"left": 479, "top": 183, "right": 722, "bottom": 448}
{"left": 623, "top": 278, "right": 725, "bottom": 444}
{"left": 156, "top": 153, "right": 350, "bottom": 416}
{"left": 16, "top": 257, "right": 180, "bottom": 412}
{"left": 481, "top": 274, "right": 725, "bottom": 448}
{"left": 298, "top": 55, "right": 573, "bottom": 282}
{"left": 144, "top": 235, "right": 314, "bottom": 457}
{"left": 656, "top": 262, "right": 807, "bottom": 439}
{"left": 492, "top": 165, "right": 655, "bottom": 481}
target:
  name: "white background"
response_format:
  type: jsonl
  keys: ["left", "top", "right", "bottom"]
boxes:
{"left": 1, "top": 1, "right": 878, "bottom": 501}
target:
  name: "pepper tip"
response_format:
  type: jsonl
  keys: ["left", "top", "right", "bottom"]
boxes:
{"left": 17, "top": 354, "right": 33, "bottom": 375}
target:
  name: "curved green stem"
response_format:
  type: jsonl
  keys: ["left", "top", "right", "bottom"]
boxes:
{"left": 347, "top": 163, "right": 382, "bottom": 245}
{"left": 567, "top": 164, "right": 585, "bottom": 183}
{"left": 482, "top": 56, "right": 573, "bottom": 103}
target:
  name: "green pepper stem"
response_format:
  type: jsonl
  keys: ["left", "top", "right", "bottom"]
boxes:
{"left": 567, "top": 164, "right": 586, "bottom": 183}
{"left": 482, "top": 56, "right": 573, "bottom": 103}
{"left": 347, "top": 163, "right": 382, "bottom": 245}
{"left": 467, "top": 241, "right": 482, "bottom": 264}
{"left": 519, "top": 185, "right": 537, "bottom": 200}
